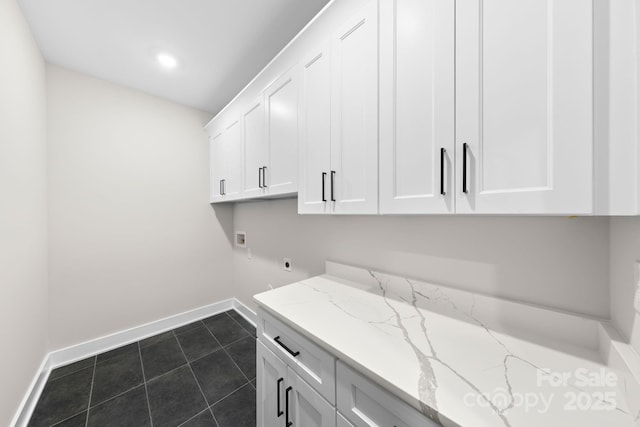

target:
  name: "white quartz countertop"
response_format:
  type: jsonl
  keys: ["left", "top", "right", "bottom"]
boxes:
{"left": 254, "top": 263, "right": 639, "bottom": 427}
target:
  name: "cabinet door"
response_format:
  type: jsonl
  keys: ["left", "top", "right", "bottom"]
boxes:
{"left": 222, "top": 118, "right": 244, "bottom": 200}
{"left": 209, "top": 129, "right": 225, "bottom": 203}
{"left": 257, "top": 341, "right": 288, "bottom": 427}
{"left": 266, "top": 68, "right": 299, "bottom": 196}
{"left": 331, "top": 2, "right": 378, "bottom": 214}
{"left": 456, "top": 0, "right": 593, "bottom": 214}
{"left": 379, "top": 0, "right": 455, "bottom": 214}
{"left": 330, "top": 3, "right": 378, "bottom": 214}
{"left": 298, "top": 42, "right": 332, "bottom": 214}
{"left": 243, "top": 97, "right": 267, "bottom": 199}
{"left": 287, "top": 369, "right": 336, "bottom": 427}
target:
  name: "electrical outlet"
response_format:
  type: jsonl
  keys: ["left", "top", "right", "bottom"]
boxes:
{"left": 283, "top": 258, "right": 292, "bottom": 272}
{"left": 247, "top": 248, "right": 252, "bottom": 260}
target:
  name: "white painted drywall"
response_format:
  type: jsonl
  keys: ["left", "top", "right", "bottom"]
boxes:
{"left": 233, "top": 199, "right": 611, "bottom": 318}
{"left": 46, "top": 65, "right": 234, "bottom": 350}
{"left": 0, "top": 0, "right": 49, "bottom": 424}
{"left": 610, "top": 217, "right": 640, "bottom": 354}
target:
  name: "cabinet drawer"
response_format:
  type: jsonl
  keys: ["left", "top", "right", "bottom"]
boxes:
{"left": 337, "top": 362, "right": 439, "bottom": 427}
{"left": 258, "top": 308, "right": 336, "bottom": 404}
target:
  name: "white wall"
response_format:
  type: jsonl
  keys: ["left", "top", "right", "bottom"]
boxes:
{"left": 233, "top": 199, "right": 611, "bottom": 318}
{"left": 0, "top": 0, "right": 49, "bottom": 424}
{"left": 610, "top": 217, "right": 640, "bottom": 353}
{"left": 47, "top": 65, "right": 234, "bottom": 350}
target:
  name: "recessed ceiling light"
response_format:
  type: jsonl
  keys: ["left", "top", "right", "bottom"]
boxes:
{"left": 157, "top": 52, "right": 177, "bottom": 69}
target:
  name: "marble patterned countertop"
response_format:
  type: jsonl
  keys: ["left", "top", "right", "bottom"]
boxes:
{"left": 254, "top": 262, "right": 640, "bottom": 427}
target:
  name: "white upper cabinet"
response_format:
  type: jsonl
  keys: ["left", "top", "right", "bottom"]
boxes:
{"left": 265, "top": 67, "right": 299, "bottom": 196}
{"left": 455, "top": 0, "right": 593, "bottom": 214}
{"left": 210, "top": 119, "right": 243, "bottom": 202}
{"left": 207, "top": 0, "right": 632, "bottom": 215}
{"left": 330, "top": 2, "right": 378, "bottom": 214}
{"left": 298, "top": 42, "right": 332, "bottom": 214}
{"left": 379, "top": 0, "right": 455, "bottom": 214}
{"left": 299, "top": 2, "right": 379, "bottom": 215}
{"left": 209, "top": 129, "right": 224, "bottom": 203}
{"left": 243, "top": 96, "right": 267, "bottom": 199}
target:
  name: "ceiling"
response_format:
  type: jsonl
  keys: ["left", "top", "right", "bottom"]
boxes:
{"left": 18, "top": 0, "right": 331, "bottom": 114}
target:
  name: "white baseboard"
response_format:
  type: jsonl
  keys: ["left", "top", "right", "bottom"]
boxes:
{"left": 12, "top": 297, "right": 255, "bottom": 427}
{"left": 10, "top": 355, "right": 51, "bottom": 427}
{"left": 232, "top": 299, "right": 257, "bottom": 325}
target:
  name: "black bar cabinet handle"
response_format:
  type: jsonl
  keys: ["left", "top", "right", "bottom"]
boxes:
{"left": 258, "top": 168, "right": 263, "bottom": 188}
{"left": 330, "top": 171, "right": 336, "bottom": 202}
{"left": 440, "top": 147, "right": 446, "bottom": 196}
{"left": 262, "top": 166, "right": 267, "bottom": 188}
{"left": 222, "top": 179, "right": 226, "bottom": 195}
{"left": 321, "top": 172, "right": 327, "bottom": 202}
{"left": 285, "top": 386, "right": 293, "bottom": 427}
{"left": 462, "top": 143, "right": 469, "bottom": 194}
{"left": 277, "top": 378, "right": 284, "bottom": 417}
{"left": 274, "top": 336, "right": 300, "bottom": 357}
{"left": 219, "top": 179, "right": 223, "bottom": 196}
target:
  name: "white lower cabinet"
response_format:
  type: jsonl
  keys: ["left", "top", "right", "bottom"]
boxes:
{"left": 257, "top": 341, "right": 335, "bottom": 427}
{"left": 257, "top": 311, "right": 439, "bottom": 427}
{"left": 257, "top": 340, "right": 288, "bottom": 427}
{"left": 336, "top": 362, "right": 439, "bottom": 427}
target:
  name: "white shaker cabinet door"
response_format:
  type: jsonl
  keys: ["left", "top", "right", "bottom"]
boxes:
{"left": 298, "top": 41, "right": 332, "bottom": 214}
{"left": 287, "top": 368, "right": 336, "bottom": 427}
{"left": 265, "top": 68, "right": 299, "bottom": 196}
{"left": 257, "top": 341, "right": 288, "bottom": 427}
{"left": 330, "top": 3, "right": 378, "bottom": 214}
{"left": 243, "top": 97, "right": 267, "bottom": 199}
{"left": 219, "top": 118, "right": 243, "bottom": 200}
{"left": 379, "top": 0, "right": 455, "bottom": 214}
{"left": 209, "top": 129, "right": 225, "bottom": 203}
{"left": 456, "top": 0, "right": 593, "bottom": 214}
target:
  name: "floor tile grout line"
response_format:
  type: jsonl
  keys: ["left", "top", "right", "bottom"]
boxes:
{"left": 172, "top": 330, "right": 213, "bottom": 417}
{"left": 226, "top": 310, "right": 257, "bottom": 335}
{"left": 141, "top": 358, "right": 191, "bottom": 383}
{"left": 219, "top": 338, "right": 253, "bottom": 384}
{"left": 221, "top": 334, "right": 253, "bottom": 350}
{"left": 208, "top": 381, "right": 253, "bottom": 408}
{"left": 209, "top": 406, "right": 220, "bottom": 427}
{"left": 173, "top": 320, "right": 207, "bottom": 338}
{"left": 175, "top": 407, "right": 210, "bottom": 427}
{"left": 48, "top": 362, "right": 94, "bottom": 383}
{"left": 85, "top": 382, "right": 147, "bottom": 411}
{"left": 84, "top": 356, "right": 97, "bottom": 427}
{"left": 137, "top": 341, "right": 155, "bottom": 427}
{"left": 201, "top": 319, "right": 251, "bottom": 351}
{"left": 48, "top": 408, "right": 87, "bottom": 427}
{"left": 203, "top": 313, "right": 255, "bottom": 383}
{"left": 94, "top": 343, "right": 139, "bottom": 366}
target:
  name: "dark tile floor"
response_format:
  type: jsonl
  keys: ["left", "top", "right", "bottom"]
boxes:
{"left": 28, "top": 310, "right": 257, "bottom": 427}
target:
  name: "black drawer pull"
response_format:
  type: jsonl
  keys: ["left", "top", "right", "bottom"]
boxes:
{"left": 285, "top": 386, "right": 293, "bottom": 427}
{"left": 277, "top": 377, "right": 284, "bottom": 417}
{"left": 274, "top": 336, "right": 300, "bottom": 357}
